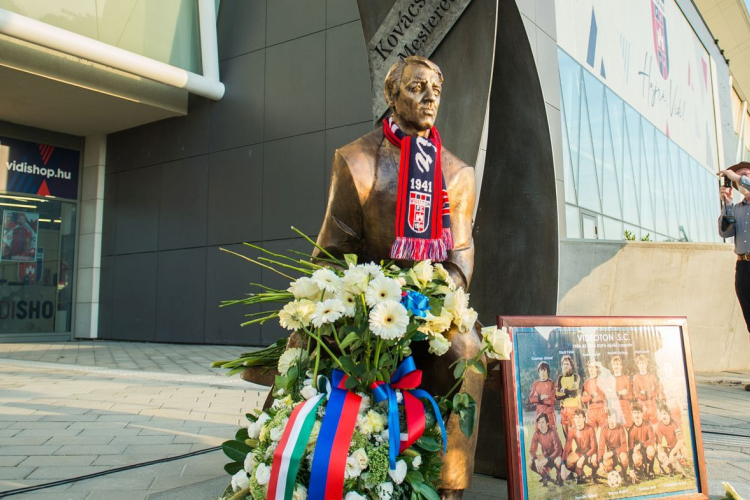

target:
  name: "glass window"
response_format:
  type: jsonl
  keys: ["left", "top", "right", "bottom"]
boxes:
{"left": 0, "top": 197, "right": 76, "bottom": 334}
{"left": 557, "top": 49, "right": 720, "bottom": 243}
{"left": 566, "top": 204, "right": 581, "bottom": 238}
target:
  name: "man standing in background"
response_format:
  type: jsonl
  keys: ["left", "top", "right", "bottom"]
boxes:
{"left": 719, "top": 163, "right": 750, "bottom": 337}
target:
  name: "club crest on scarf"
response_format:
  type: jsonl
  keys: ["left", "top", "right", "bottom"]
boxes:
{"left": 383, "top": 117, "right": 454, "bottom": 261}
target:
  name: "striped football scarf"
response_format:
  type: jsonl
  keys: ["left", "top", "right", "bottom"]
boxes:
{"left": 383, "top": 116, "right": 453, "bottom": 262}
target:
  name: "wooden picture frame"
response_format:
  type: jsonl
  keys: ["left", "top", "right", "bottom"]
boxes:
{"left": 498, "top": 316, "right": 707, "bottom": 500}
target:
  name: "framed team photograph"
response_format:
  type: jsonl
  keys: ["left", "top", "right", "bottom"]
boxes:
{"left": 498, "top": 316, "right": 707, "bottom": 500}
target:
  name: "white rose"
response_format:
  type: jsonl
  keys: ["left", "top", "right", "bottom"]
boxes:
{"left": 345, "top": 455, "right": 362, "bottom": 479}
{"left": 350, "top": 448, "right": 369, "bottom": 470}
{"left": 278, "top": 348, "right": 308, "bottom": 376}
{"left": 428, "top": 334, "right": 451, "bottom": 356}
{"left": 271, "top": 395, "right": 293, "bottom": 411}
{"left": 418, "top": 308, "right": 453, "bottom": 335}
{"left": 247, "top": 413, "right": 270, "bottom": 439}
{"left": 270, "top": 419, "right": 287, "bottom": 442}
{"left": 376, "top": 482, "right": 394, "bottom": 500}
{"left": 306, "top": 420, "right": 322, "bottom": 451}
{"left": 300, "top": 385, "right": 318, "bottom": 400}
{"left": 343, "top": 265, "right": 370, "bottom": 294}
{"left": 412, "top": 455, "right": 422, "bottom": 468}
{"left": 397, "top": 276, "right": 407, "bottom": 287}
{"left": 388, "top": 460, "right": 408, "bottom": 485}
{"left": 244, "top": 453, "right": 256, "bottom": 474}
{"left": 412, "top": 260, "right": 434, "bottom": 283}
{"left": 345, "top": 492, "right": 367, "bottom": 500}
{"left": 288, "top": 277, "right": 323, "bottom": 300}
{"left": 293, "top": 483, "right": 308, "bottom": 500}
{"left": 444, "top": 289, "right": 469, "bottom": 317}
{"left": 357, "top": 393, "right": 371, "bottom": 414}
{"left": 454, "top": 307, "right": 478, "bottom": 333}
{"left": 231, "top": 470, "right": 249, "bottom": 492}
{"left": 433, "top": 263, "right": 457, "bottom": 290}
{"left": 481, "top": 326, "right": 513, "bottom": 360}
{"left": 358, "top": 410, "right": 386, "bottom": 435}
{"left": 255, "top": 463, "right": 272, "bottom": 486}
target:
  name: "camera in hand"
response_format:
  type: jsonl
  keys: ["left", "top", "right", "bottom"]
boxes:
{"left": 723, "top": 175, "right": 736, "bottom": 227}
{"left": 725, "top": 176, "right": 732, "bottom": 188}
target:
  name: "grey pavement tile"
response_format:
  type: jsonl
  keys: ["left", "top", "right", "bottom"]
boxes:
{"left": 78, "top": 428, "right": 141, "bottom": 437}
{"left": 0, "top": 436, "right": 50, "bottom": 445}
{"left": 19, "top": 455, "right": 97, "bottom": 467}
{"left": 5, "top": 491, "right": 91, "bottom": 500}
{"left": 110, "top": 435, "right": 176, "bottom": 445}
{"left": 45, "top": 436, "right": 115, "bottom": 446}
{"left": 0, "top": 466, "right": 35, "bottom": 479}
{"left": 149, "top": 474, "right": 224, "bottom": 491}
{"left": 123, "top": 444, "right": 192, "bottom": 455}
{"left": 0, "top": 445, "right": 61, "bottom": 456}
{"left": 54, "top": 445, "right": 128, "bottom": 455}
{"left": 38, "top": 414, "right": 100, "bottom": 422}
{"left": 87, "top": 491, "right": 151, "bottom": 500}
{"left": 9, "top": 421, "right": 74, "bottom": 430}
{"left": 27, "top": 466, "right": 109, "bottom": 479}
{"left": 67, "top": 474, "right": 157, "bottom": 491}
{"left": 0, "top": 456, "right": 25, "bottom": 466}
{"left": 91, "top": 454, "right": 168, "bottom": 466}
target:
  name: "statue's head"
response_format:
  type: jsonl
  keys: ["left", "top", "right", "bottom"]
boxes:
{"left": 383, "top": 56, "right": 443, "bottom": 134}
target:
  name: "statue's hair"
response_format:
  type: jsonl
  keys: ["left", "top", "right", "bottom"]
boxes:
{"left": 383, "top": 56, "right": 443, "bottom": 109}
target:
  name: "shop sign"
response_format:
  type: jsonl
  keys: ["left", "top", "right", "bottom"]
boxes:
{"left": 0, "top": 135, "right": 80, "bottom": 200}
{"left": 366, "top": 0, "right": 473, "bottom": 120}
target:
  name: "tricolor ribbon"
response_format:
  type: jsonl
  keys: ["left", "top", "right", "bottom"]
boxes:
{"left": 266, "top": 392, "right": 326, "bottom": 500}
{"left": 308, "top": 370, "right": 362, "bottom": 500}
{"left": 370, "top": 357, "right": 447, "bottom": 470}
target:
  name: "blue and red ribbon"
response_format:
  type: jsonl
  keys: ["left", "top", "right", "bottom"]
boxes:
{"left": 371, "top": 357, "right": 447, "bottom": 470}
{"left": 308, "top": 370, "right": 362, "bottom": 500}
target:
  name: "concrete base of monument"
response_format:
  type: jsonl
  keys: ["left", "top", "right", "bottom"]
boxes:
{"left": 147, "top": 474, "right": 509, "bottom": 500}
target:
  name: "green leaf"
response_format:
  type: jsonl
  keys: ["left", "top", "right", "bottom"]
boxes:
{"left": 411, "top": 480, "right": 441, "bottom": 500}
{"left": 224, "top": 461, "right": 244, "bottom": 475}
{"left": 453, "top": 359, "right": 466, "bottom": 380}
{"left": 222, "top": 440, "right": 252, "bottom": 462}
{"left": 339, "top": 356, "right": 356, "bottom": 373}
{"left": 406, "top": 470, "right": 425, "bottom": 483}
{"left": 344, "top": 254, "right": 358, "bottom": 267}
{"left": 453, "top": 393, "right": 477, "bottom": 438}
{"left": 378, "top": 352, "right": 392, "bottom": 369}
{"left": 414, "top": 436, "right": 441, "bottom": 452}
{"left": 345, "top": 376, "right": 358, "bottom": 390}
{"left": 340, "top": 331, "right": 360, "bottom": 349}
{"left": 274, "top": 375, "right": 289, "bottom": 392}
{"left": 412, "top": 332, "right": 427, "bottom": 342}
{"left": 235, "top": 427, "right": 249, "bottom": 441}
{"left": 468, "top": 360, "right": 487, "bottom": 377}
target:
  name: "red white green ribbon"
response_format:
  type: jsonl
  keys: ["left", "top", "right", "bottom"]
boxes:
{"left": 267, "top": 393, "right": 325, "bottom": 500}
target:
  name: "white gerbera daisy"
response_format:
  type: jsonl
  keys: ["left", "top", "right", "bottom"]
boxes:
{"left": 278, "top": 300, "right": 315, "bottom": 330}
{"left": 343, "top": 265, "right": 369, "bottom": 295}
{"left": 311, "top": 268, "right": 342, "bottom": 294}
{"left": 337, "top": 290, "right": 358, "bottom": 318}
{"left": 369, "top": 301, "right": 409, "bottom": 340}
{"left": 365, "top": 275, "right": 402, "bottom": 307}
{"left": 310, "top": 298, "right": 346, "bottom": 327}
{"left": 361, "top": 262, "right": 385, "bottom": 279}
{"left": 278, "top": 348, "right": 308, "bottom": 376}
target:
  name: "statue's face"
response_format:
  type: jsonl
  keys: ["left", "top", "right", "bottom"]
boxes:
{"left": 391, "top": 64, "right": 442, "bottom": 132}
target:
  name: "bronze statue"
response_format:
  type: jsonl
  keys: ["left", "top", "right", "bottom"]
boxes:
{"left": 314, "top": 56, "right": 483, "bottom": 500}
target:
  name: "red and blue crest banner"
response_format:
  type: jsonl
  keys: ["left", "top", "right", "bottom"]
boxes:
{"left": 651, "top": 0, "right": 669, "bottom": 80}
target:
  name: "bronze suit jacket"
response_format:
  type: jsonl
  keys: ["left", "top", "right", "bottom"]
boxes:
{"left": 315, "top": 128, "right": 476, "bottom": 289}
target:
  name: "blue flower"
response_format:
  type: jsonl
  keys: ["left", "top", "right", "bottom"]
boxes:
{"left": 401, "top": 290, "right": 430, "bottom": 318}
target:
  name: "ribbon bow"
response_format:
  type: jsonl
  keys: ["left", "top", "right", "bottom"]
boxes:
{"left": 370, "top": 357, "right": 447, "bottom": 470}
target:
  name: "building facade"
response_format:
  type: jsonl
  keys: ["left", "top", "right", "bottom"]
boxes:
{"left": 0, "top": 0, "right": 742, "bottom": 348}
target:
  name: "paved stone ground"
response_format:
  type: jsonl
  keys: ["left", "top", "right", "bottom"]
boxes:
{"left": 0, "top": 342, "right": 747, "bottom": 500}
